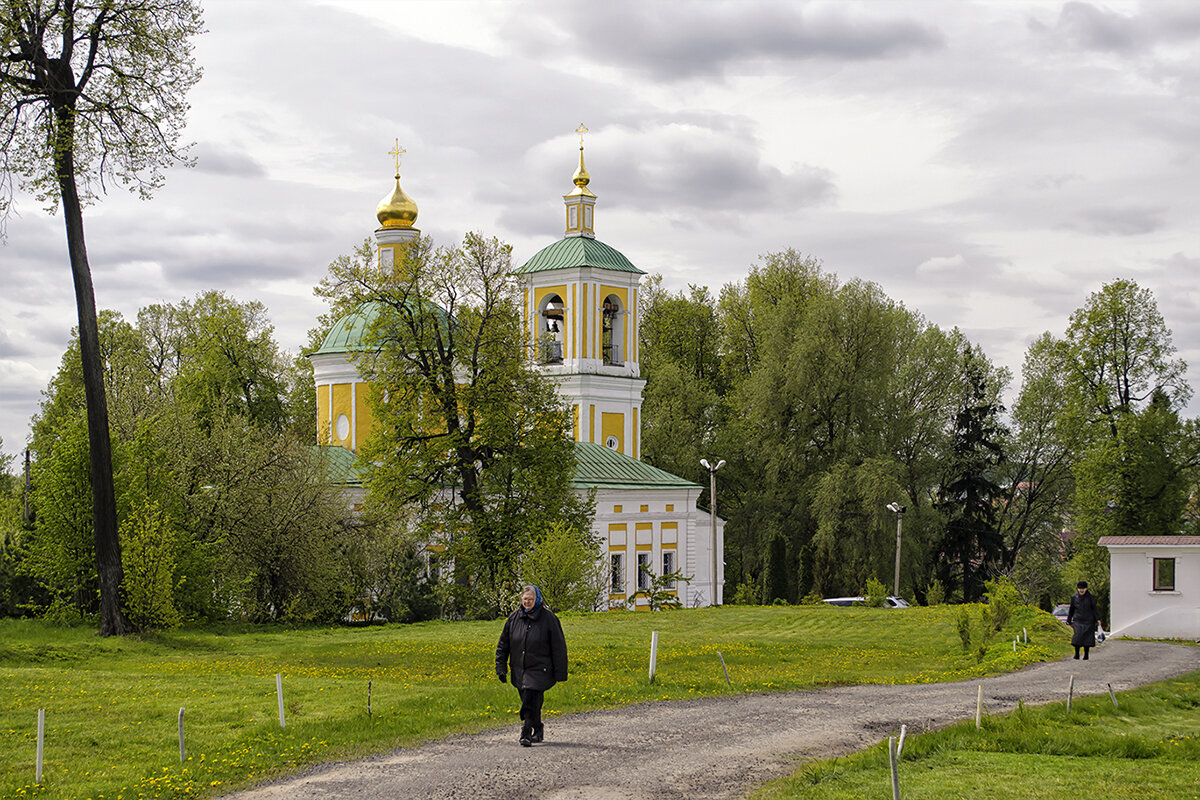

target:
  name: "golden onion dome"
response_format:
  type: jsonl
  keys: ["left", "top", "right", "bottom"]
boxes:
{"left": 376, "top": 175, "right": 418, "bottom": 229}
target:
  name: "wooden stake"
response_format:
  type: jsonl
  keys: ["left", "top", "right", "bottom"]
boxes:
{"left": 1067, "top": 675, "right": 1074, "bottom": 713}
{"left": 888, "top": 736, "right": 900, "bottom": 800}
{"left": 178, "top": 707, "right": 186, "bottom": 763}
{"left": 648, "top": 631, "right": 659, "bottom": 685}
{"left": 36, "top": 709, "right": 44, "bottom": 784}
{"left": 976, "top": 685, "right": 983, "bottom": 730}
{"left": 717, "top": 651, "right": 731, "bottom": 686}
{"left": 277, "top": 673, "right": 286, "bottom": 728}
{"left": 368, "top": 679, "right": 373, "bottom": 717}
{"left": 1023, "top": 627, "right": 1028, "bottom": 644}
{"left": 1108, "top": 683, "right": 1119, "bottom": 709}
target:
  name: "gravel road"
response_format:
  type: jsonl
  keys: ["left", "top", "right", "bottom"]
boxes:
{"left": 224, "top": 640, "right": 1199, "bottom": 800}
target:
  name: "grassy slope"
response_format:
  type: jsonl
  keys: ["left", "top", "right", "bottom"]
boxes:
{"left": 752, "top": 665, "right": 1200, "bottom": 800}
{"left": 0, "top": 605, "right": 1065, "bottom": 799}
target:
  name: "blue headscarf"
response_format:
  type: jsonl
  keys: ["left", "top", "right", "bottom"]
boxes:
{"left": 520, "top": 585, "right": 543, "bottom": 616}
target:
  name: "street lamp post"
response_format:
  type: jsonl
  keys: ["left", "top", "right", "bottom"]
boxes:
{"left": 700, "top": 458, "right": 725, "bottom": 606}
{"left": 887, "top": 502, "right": 906, "bottom": 597}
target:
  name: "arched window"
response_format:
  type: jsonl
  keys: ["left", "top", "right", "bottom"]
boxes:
{"left": 539, "top": 294, "right": 564, "bottom": 364}
{"left": 601, "top": 294, "right": 622, "bottom": 365}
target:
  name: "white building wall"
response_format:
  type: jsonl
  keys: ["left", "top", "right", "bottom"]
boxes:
{"left": 1106, "top": 543, "right": 1200, "bottom": 639}
{"left": 590, "top": 487, "right": 723, "bottom": 609}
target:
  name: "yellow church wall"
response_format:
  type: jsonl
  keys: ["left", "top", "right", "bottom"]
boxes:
{"left": 354, "top": 382, "right": 374, "bottom": 449}
{"left": 632, "top": 408, "right": 639, "bottom": 460}
{"left": 601, "top": 411, "right": 625, "bottom": 454}
{"left": 572, "top": 404, "right": 580, "bottom": 441}
{"left": 331, "top": 383, "right": 353, "bottom": 449}
{"left": 316, "top": 384, "right": 331, "bottom": 445}
{"left": 579, "top": 283, "right": 588, "bottom": 359}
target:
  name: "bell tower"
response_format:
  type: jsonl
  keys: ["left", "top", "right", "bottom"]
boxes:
{"left": 515, "top": 127, "right": 647, "bottom": 459}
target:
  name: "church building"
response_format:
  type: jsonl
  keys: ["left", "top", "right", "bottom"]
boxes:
{"left": 310, "top": 138, "right": 725, "bottom": 608}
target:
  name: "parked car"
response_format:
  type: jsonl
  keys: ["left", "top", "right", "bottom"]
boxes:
{"left": 823, "top": 595, "right": 911, "bottom": 608}
{"left": 1051, "top": 603, "right": 1071, "bottom": 625}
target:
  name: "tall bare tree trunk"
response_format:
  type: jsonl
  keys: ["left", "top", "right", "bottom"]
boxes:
{"left": 55, "top": 108, "right": 129, "bottom": 636}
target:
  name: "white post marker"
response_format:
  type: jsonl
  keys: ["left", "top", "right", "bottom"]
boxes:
{"left": 888, "top": 736, "right": 900, "bottom": 800}
{"left": 178, "top": 707, "right": 186, "bottom": 763}
{"left": 976, "top": 685, "right": 983, "bottom": 730}
{"left": 36, "top": 708, "right": 44, "bottom": 784}
{"left": 1023, "top": 627, "right": 1028, "bottom": 644}
{"left": 1068, "top": 675, "right": 1075, "bottom": 713}
{"left": 649, "top": 631, "right": 659, "bottom": 684}
{"left": 277, "top": 673, "right": 286, "bottom": 728}
{"left": 1108, "top": 683, "right": 1119, "bottom": 709}
{"left": 897, "top": 723, "right": 907, "bottom": 757}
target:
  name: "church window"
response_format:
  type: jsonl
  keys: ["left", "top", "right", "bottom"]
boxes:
{"left": 610, "top": 553, "right": 624, "bottom": 592}
{"left": 335, "top": 414, "right": 350, "bottom": 441}
{"left": 539, "top": 294, "right": 564, "bottom": 364}
{"left": 606, "top": 435, "right": 619, "bottom": 450}
{"left": 601, "top": 295, "right": 622, "bottom": 365}
{"left": 637, "top": 552, "right": 651, "bottom": 590}
{"left": 425, "top": 551, "right": 441, "bottom": 582}
{"left": 662, "top": 551, "right": 676, "bottom": 588}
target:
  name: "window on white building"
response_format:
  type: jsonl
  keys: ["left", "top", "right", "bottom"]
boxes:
{"left": 610, "top": 553, "right": 624, "bottom": 593}
{"left": 637, "top": 552, "right": 651, "bottom": 590}
{"left": 662, "top": 550, "right": 676, "bottom": 589}
{"left": 1153, "top": 558, "right": 1175, "bottom": 591}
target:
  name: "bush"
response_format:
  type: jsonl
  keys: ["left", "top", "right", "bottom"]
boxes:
{"left": 956, "top": 605, "right": 972, "bottom": 651}
{"left": 864, "top": 577, "right": 887, "bottom": 607}
{"left": 984, "top": 576, "right": 1021, "bottom": 631}
{"left": 925, "top": 578, "right": 945, "bottom": 607}
{"left": 799, "top": 591, "right": 825, "bottom": 606}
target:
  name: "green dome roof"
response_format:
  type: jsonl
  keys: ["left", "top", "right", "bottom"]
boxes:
{"left": 515, "top": 237, "right": 645, "bottom": 275}
{"left": 313, "top": 302, "right": 383, "bottom": 355}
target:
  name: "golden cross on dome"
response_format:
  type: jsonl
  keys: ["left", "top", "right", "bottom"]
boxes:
{"left": 575, "top": 123, "right": 588, "bottom": 148}
{"left": 388, "top": 138, "right": 406, "bottom": 175}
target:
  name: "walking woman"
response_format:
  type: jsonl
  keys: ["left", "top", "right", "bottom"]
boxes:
{"left": 1067, "top": 580, "right": 1100, "bottom": 660}
{"left": 496, "top": 585, "right": 568, "bottom": 746}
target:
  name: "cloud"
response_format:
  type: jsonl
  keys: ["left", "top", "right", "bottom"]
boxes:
{"left": 1068, "top": 206, "right": 1166, "bottom": 236}
{"left": 916, "top": 254, "right": 966, "bottom": 277}
{"left": 192, "top": 143, "right": 269, "bottom": 178}
{"left": 505, "top": 0, "right": 944, "bottom": 81}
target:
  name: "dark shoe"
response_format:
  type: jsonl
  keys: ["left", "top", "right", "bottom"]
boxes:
{"left": 531, "top": 724, "right": 544, "bottom": 743}
{"left": 519, "top": 735, "right": 532, "bottom": 747}
{"left": 520, "top": 723, "right": 533, "bottom": 747}
{"left": 1073, "top": 654, "right": 1080, "bottom": 659}
{"left": 1083, "top": 655, "right": 1089, "bottom": 660}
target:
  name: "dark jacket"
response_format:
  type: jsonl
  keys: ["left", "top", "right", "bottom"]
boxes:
{"left": 496, "top": 601, "right": 568, "bottom": 691}
{"left": 1067, "top": 590, "right": 1099, "bottom": 647}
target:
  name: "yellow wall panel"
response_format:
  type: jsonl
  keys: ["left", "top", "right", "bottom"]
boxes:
{"left": 601, "top": 411, "right": 625, "bottom": 453}
{"left": 331, "top": 383, "right": 353, "bottom": 449}
{"left": 316, "top": 384, "right": 330, "bottom": 444}
{"left": 354, "top": 382, "right": 374, "bottom": 450}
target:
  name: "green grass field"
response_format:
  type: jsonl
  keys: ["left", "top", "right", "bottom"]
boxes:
{"left": 1, "top": 605, "right": 1066, "bottom": 800}
{"left": 752, "top": 667, "right": 1200, "bottom": 800}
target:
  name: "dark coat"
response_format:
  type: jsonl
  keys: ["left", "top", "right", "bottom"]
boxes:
{"left": 495, "top": 604, "right": 568, "bottom": 691}
{"left": 1067, "top": 590, "right": 1099, "bottom": 648}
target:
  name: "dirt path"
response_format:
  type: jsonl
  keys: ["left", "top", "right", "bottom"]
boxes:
{"left": 224, "top": 641, "right": 1199, "bottom": 800}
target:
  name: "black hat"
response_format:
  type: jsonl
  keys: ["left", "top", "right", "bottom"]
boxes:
{"left": 1077, "top": 580, "right": 1088, "bottom": 589}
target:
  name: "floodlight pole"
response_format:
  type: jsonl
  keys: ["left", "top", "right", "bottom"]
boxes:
{"left": 887, "top": 503, "right": 906, "bottom": 597}
{"left": 701, "top": 458, "right": 726, "bottom": 606}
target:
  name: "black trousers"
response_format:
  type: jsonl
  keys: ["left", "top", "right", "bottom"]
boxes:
{"left": 518, "top": 688, "right": 544, "bottom": 727}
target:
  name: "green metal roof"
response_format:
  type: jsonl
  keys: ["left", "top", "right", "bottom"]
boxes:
{"left": 313, "top": 302, "right": 384, "bottom": 355}
{"left": 572, "top": 441, "right": 699, "bottom": 490}
{"left": 310, "top": 445, "right": 365, "bottom": 486}
{"left": 516, "top": 237, "right": 645, "bottom": 275}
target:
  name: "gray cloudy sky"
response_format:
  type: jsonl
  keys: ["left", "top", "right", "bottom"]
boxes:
{"left": 2, "top": 0, "right": 1198, "bottom": 455}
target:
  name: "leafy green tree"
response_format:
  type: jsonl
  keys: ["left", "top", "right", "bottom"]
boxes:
{"left": 1, "top": 0, "right": 204, "bottom": 635}
{"left": 318, "top": 233, "right": 593, "bottom": 618}
{"left": 630, "top": 561, "right": 689, "bottom": 611}
{"left": 520, "top": 520, "right": 605, "bottom": 612}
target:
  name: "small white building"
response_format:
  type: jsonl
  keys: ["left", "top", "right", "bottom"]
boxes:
{"left": 1098, "top": 535, "right": 1200, "bottom": 640}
